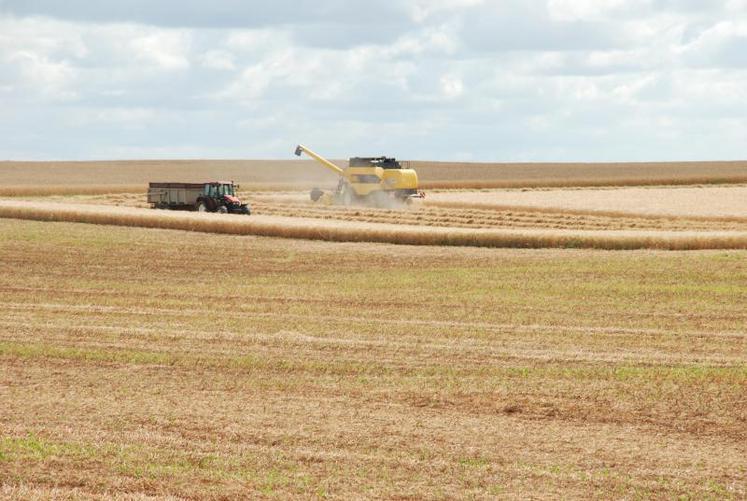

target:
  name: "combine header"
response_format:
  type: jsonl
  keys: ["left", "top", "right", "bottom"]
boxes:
{"left": 294, "top": 144, "right": 425, "bottom": 207}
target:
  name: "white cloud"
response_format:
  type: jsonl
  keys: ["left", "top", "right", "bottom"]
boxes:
{"left": 440, "top": 74, "right": 464, "bottom": 98}
{"left": 198, "top": 49, "right": 236, "bottom": 70}
{"left": 410, "top": 0, "right": 484, "bottom": 23}
{"left": 225, "top": 29, "right": 290, "bottom": 53}
{"left": 4, "top": 50, "right": 78, "bottom": 100}
{"left": 69, "top": 107, "right": 158, "bottom": 127}
{"left": 675, "top": 20, "right": 747, "bottom": 67}
{"left": 727, "top": 0, "right": 747, "bottom": 10}
{"left": 0, "top": 3, "right": 746, "bottom": 161}
{"left": 129, "top": 31, "right": 191, "bottom": 70}
{"left": 546, "top": 0, "right": 646, "bottom": 21}
{"left": 386, "top": 24, "right": 460, "bottom": 57}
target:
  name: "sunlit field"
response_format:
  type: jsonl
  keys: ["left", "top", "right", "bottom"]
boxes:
{"left": 1, "top": 219, "right": 745, "bottom": 498}
{"left": 1, "top": 160, "right": 745, "bottom": 499}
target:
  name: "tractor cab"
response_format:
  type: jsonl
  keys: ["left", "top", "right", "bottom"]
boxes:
{"left": 204, "top": 182, "right": 236, "bottom": 198}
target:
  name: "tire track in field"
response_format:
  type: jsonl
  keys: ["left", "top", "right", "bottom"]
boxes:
{"left": 2, "top": 321, "right": 743, "bottom": 368}
{"left": 3, "top": 285, "right": 746, "bottom": 321}
{"left": 3, "top": 301, "right": 745, "bottom": 340}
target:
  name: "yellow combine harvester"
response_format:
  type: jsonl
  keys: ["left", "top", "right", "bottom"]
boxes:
{"left": 294, "top": 144, "right": 425, "bottom": 207}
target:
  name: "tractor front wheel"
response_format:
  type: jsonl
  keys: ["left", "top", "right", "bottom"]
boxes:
{"left": 217, "top": 205, "right": 228, "bottom": 214}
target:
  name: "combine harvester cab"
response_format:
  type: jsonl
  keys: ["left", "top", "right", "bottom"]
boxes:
{"left": 147, "top": 181, "right": 251, "bottom": 215}
{"left": 294, "top": 144, "right": 425, "bottom": 207}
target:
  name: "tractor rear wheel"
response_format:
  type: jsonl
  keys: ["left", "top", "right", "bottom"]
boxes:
{"left": 196, "top": 201, "right": 207, "bottom": 212}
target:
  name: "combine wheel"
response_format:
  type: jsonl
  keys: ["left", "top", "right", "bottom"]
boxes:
{"left": 370, "top": 190, "right": 390, "bottom": 208}
{"left": 342, "top": 185, "right": 356, "bottom": 206}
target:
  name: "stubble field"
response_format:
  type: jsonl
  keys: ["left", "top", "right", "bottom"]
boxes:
{"left": 1, "top": 219, "right": 745, "bottom": 499}
{"left": 0, "top": 159, "right": 745, "bottom": 499}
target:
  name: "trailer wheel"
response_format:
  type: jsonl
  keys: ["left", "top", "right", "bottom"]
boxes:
{"left": 196, "top": 201, "right": 207, "bottom": 212}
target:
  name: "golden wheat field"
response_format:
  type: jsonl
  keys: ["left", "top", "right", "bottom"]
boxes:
{"left": 427, "top": 185, "right": 747, "bottom": 219}
{"left": 2, "top": 159, "right": 747, "bottom": 195}
{"left": 0, "top": 160, "right": 745, "bottom": 499}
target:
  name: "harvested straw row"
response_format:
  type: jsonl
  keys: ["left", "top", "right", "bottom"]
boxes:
{"left": 1, "top": 201, "right": 746, "bottom": 250}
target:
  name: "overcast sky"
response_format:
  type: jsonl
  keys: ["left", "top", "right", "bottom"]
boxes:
{"left": 1, "top": 1, "right": 746, "bottom": 161}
